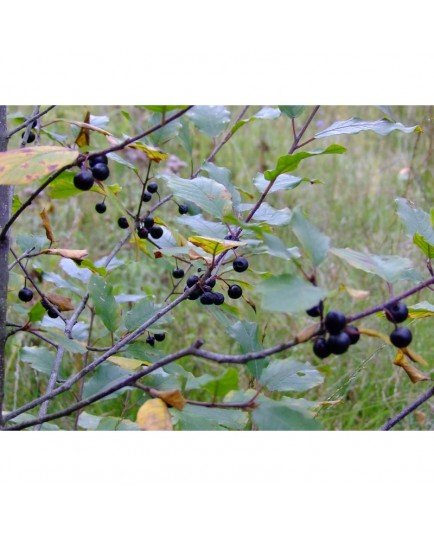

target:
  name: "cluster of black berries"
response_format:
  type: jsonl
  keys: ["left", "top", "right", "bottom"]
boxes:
{"left": 41, "top": 298, "right": 59, "bottom": 319}
{"left": 134, "top": 214, "right": 164, "bottom": 239}
{"left": 74, "top": 154, "right": 110, "bottom": 194}
{"left": 312, "top": 308, "right": 360, "bottom": 359}
{"left": 141, "top": 182, "right": 159, "bottom": 204}
{"left": 183, "top": 275, "right": 226, "bottom": 305}
{"left": 385, "top": 301, "right": 411, "bottom": 347}
{"left": 146, "top": 332, "right": 166, "bottom": 346}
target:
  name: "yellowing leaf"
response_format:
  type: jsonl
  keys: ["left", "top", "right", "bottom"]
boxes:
{"left": 358, "top": 327, "right": 390, "bottom": 344}
{"left": 136, "top": 398, "right": 173, "bottom": 431}
{"left": 125, "top": 141, "right": 168, "bottom": 162}
{"left": 189, "top": 236, "right": 245, "bottom": 256}
{"left": 108, "top": 356, "right": 150, "bottom": 371}
{"left": 46, "top": 293, "right": 74, "bottom": 311}
{"left": 149, "top": 388, "right": 186, "bottom": 410}
{"left": 40, "top": 208, "right": 55, "bottom": 243}
{"left": 75, "top": 111, "right": 91, "bottom": 148}
{"left": 393, "top": 352, "right": 429, "bottom": 383}
{"left": 43, "top": 248, "right": 88, "bottom": 261}
{"left": 401, "top": 347, "right": 428, "bottom": 367}
{"left": 295, "top": 323, "right": 320, "bottom": 343}
{"left": 339, "top": 284, "right": 370, "bottom": 299}
{"left": 0, "top": 146, "right": 79, "bottom": 185}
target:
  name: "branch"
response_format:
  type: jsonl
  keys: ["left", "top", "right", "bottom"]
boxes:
{"left": 7, "top": 106, "right": 56, "bottom": 138}
{"left": 380, "top": 385, "right": 434, "bottom": 430}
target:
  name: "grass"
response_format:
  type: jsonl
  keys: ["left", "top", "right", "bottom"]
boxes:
{"left": 4, "top": 104, "right": 434, "bottom": 430}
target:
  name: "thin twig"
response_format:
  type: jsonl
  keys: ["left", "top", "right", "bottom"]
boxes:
{"left": 7, "top": 106, "right": 56, "bottom": 138}
{"left": 380, "top": 385, "right": 434, "bottom": 430}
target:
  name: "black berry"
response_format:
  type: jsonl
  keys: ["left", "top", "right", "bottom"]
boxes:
{"left": 228, "top": 284, "right": 242, "bottom": 299}
{"left": 345, "top": 325, "right": 360, "bottom": 345}
{"left": 178, "top": 204, "right": 189, "bottom": 215}
{"left": 172, "top": 268, "right": 185, "bottom": 279}
{"left": 22, "top": 131, "right": 36, "bottom": 143}
{"left": 390, "top": 327, "right": 412, "bottom": 348}
{"left": 328, "top": 332, "right": 351, "bottom": 355}
{"left": 150, "top": 226, "right": 163, "bottom": 239}
{"left": 200, "top": 292, "right": 215, "bottom": 305}
{"left": 147, "top": 182, "right": 158, "bottom": 194}
{"left": 187, "top": 288, "right": 202, "bottom": 300}
{"left": 146, "top": 335, "right": 155, "bottom": 346}
{"left": 186, "top": 275, "right": 199, "bottom": 288}
{"left": 144, "top": 216, "right": 155, "bottom": 229}
{"left": 208, "top": 279, "right": 216, "bottom": 288}
{"left": 324, "top": 309, "right": 346, "bottom": 334}
{"left": 18, "top": 287, "right": 33, "bottom": 302}
{"left": 41, "top": 298, "right": 49, "bottom": 310}
{"left": 91, "top": 163, "right": 110, "bottom": 181}
{"left": 213, "top": 292, "right": 225, "bottom": 305}
{"left": 47, "top": 309, "right": 59, "bottom": 319}
{"left": 154, "top": 333, "right": 166, "bottom": 342}
{"left": 137, "top": 227, "right": 148, "bottom": 239}
{"left": 306, "top": 302, "right": 323, "bottom": 318}
{"left": 118, "top": 217, "right": 129, "bottom": 229}
{"left": 95, "top": 202, "right": 106, "bottom": 214}
{"left": 74, "top": 169, "right": 94, "bottom": 191}
{"left": 233, "top": 257, "right": 249, "bottom": 273}
{"left": 89, "top": 154, "right": 108, "bottom": 167}
{"left": 142, "top": 192, "right": 152, "bottom": 202}
{"left": 385, "top": 302, "right": 409, "bottom": 324}
{"left": 313, "top": 337, "right": 331, "bottom": 359}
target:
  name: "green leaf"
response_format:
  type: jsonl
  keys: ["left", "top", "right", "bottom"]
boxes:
{"left": 28, "top": 301, "right": 46, "bottom": 323}
{"left": 254, "top": 172, "right": 306, "bottom": 194}
{"left": 95, "top": 417, "right": 139, "bottom": 431}
{"left": 256, "top": 274, "right": 327, "bottom": 314}
{"left": 264, "top": 145, "right": 346, "bottom": 181}
{"left": 107, "top": 151, "right": 138, "bottom": 171}
{"left": 148, "top": 116, "right": 182, "bottom": 145}
{"left": 83, "top": 362, "right": 132, "bottom": 401}
{"left": 231, "top": 106, "right": 280, "bottom": 135}
{"left": 413, "top": 233, "right": 434, "bottom": 258}
{"left": 19, "top": 346, "right": 66, "bottom": 380}
{"left": 186, "top": 368, "right": 239, "bottom": 398}
{"left": 164, "top": 175, "right": 232, "bottom": 218}
{"left": 143, "top": 105, "right": 187, "bottom": 113}
{"left": 177, "top": 214, "right": 227, "bottom": 239}
{"left": 88, "top": 274, "right": 120, "bottom": 332}
{"left": 227, "top": 320, "right": 265, "bottom": 378}
{"left": 15, "top": 234, "right": 49, "bottom": 254}
{"left": 252, "top": 396, "right": 321, "bottom": 430}
{"left": 43, "top": 271, "right": 81, "bottom": 294}
{"left": 279, "top": 106, "right": 305, "bottom": 118}
{"left": 12, "top": 194, "right": 22, "bottom": 213}
{"left": 262, "top": 232, "right": 301, "bottom": 261}
{"left": 330, "top": 247, "right": 414, "bottom": 283}
{"left": 239, "top": 202, "right": 292, "bottom": 226}
{"left": 0, "top": 146, "right": 79, "bottom": 185}
{"left": 202, "top": 162, "right": 241, "bottom": 209}
{"left": 171, "top": 405, "right": 248, "bottom": 431}
{"left": 48, "top": 171, "right": 122, "bottom": 199}
{"left": 44, "top": 331, "right": 87, "bottom": 354}
{"left": 396, "top": 197, "right": 434, "bottom": 246}
{"left": 290, "top": 207, "right": 330, "bottom": 266}
{"left": 314, "top": 117, "right": 421, "bottom": 139}
{"left": 260, "top": 359, "right": 323, "bottom": 393}
{"left": 178, "top": 118, "right": 193, "bottom": 156}
{"left": 8, "top": 412, "right": 60, "bottom": 431}
{"left": 124, "top": 297, "right": 169, "bottom": 331}
{"left": 186, "top": 106, "right": 231, "bottom": 137}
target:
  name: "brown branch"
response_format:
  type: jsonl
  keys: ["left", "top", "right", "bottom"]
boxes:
{"left": 7, "top": 106, "right": 56, "bottom": 138}
{"left": 380, "top": 385, "right": 434, "bottom": 430}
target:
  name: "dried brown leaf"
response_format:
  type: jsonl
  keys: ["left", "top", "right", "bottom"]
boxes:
{"left": 43, "top": 248, "right": 88, "bottom": 261}
{"left": 149, "top": 388, "right": 186, "bottom": 410}
{"left": 75, "top": 111, "right": 91, "bottom": 148}
{"left": 393, "top": 352, "right": 429, "bottom": 383}
{"left": 46, "top": 293, "right": 74, "bottom": 311}
{"left": 40, "top": 208, "right": 54, "bottom": 243}
{"left": 295, "top": 323, "right": 320, "bottom": 343}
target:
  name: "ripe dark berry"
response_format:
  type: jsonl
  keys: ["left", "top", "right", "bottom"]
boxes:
{"left": 137, "top": 227, "right": 148, "bottom": 239}
{"left": 328, "top": 332, "right": 351, "bottom": 355}
{"left": 41, "top": 298, "right": 49, "bottom": 310}
{"left": 233, "top": 257, "right": 249, "bottom": 273}
{"left": 306, "top": 302, "right": 323, "bottom": 318}
{"left": 345, "top": 325, "right": 360, "bottom": 345}
{"left": 385, "top": 302, "right": 409, "bottom": 324}
{"left": 147, "top": 182, "right": 158, "bottom": 194}
{"left": 118, "top": 217, "right": 129, "bottom": 229}
{"left": 186, "top": 275, "right": 199, "bottom": 288}
{"left": 22, "top": 130, "right": 36, "bottom": 143}
{"left": 390, "top": 327, "right": 412, "bottom": 348}
{"left": 187, "top": 288, "right": 202, "bottom": 300}
{"left": 89, "top": 154, "right": 108, "bottom": 167}
{"left": 178, "top": 204, "right": 189, "bottom": 215}
{"left": 95, "top": 202, "right": 106, "bottom": 214}
{"left": 324, "top": 309, "right": 346, "bottom": 334}
{"left": 154, "top": 333, "right": 165, "bottom": 342}
{"left": 172, "top": 268, "right": 185, "bottom": 279}
{"left": 150, "top": 226, "right": 163, "bottom": 239}
{"left": 208, "top": 279, "right": 216, "bottom": 288}
{"left": 144, "top": 216, "right": 155, "bottom": 229}
{"left": 47, "top": 309, "right": 59, "bottom": 319}
{"left": 91, "top": 163, "right": 110, "bottom": 181}
{"left": 74, "top": 169, "right": 94, "bottom": 191}
{"left": 203, "top": 285, "right": 212, "bottom": 293}
{"left": 18, "top": 287, "right": 33, "bottom": 302}
{"left": 213, "top": 292, "right": 225, "bottom": 305}
{"left": 200, "top": 292, "right": 215, "bottom": 305}
{"left": 142, "top": 192, "right": 152, "bottom": 202}
{"left": 146, "top": 335, "right": 155, "bottom": 346}
{"left": 313, "top": 337, "right": 331, "bottom": 359}
{"left": 228, "top": 284, "right": 242, "bottom": 299}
